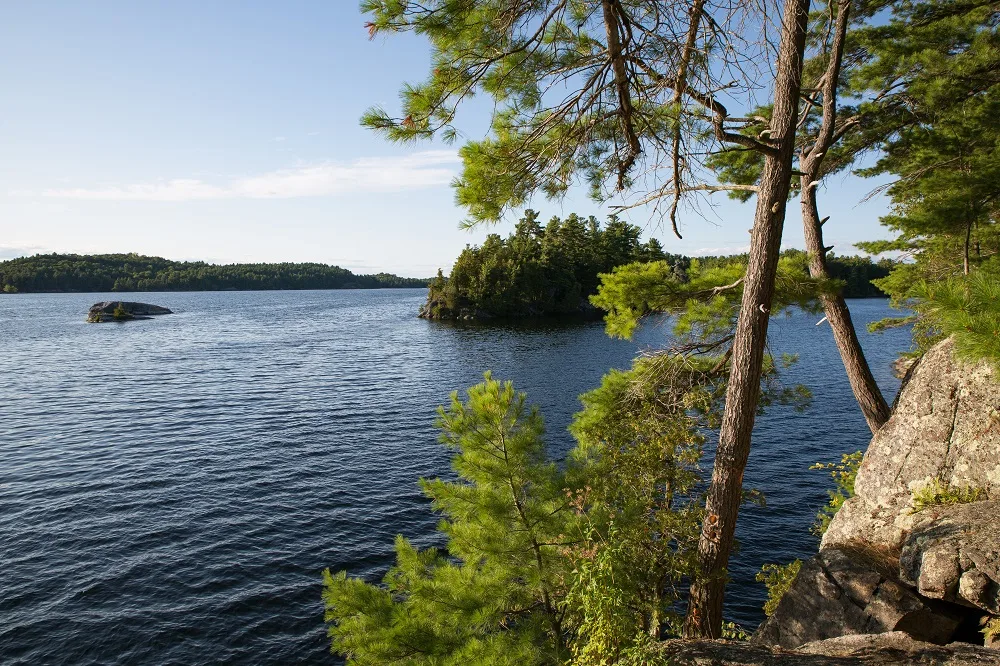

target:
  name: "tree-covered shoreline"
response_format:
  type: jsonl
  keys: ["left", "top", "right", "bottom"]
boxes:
{"left": 0, "top": 253, "right": 429, "bottom": 294}
{"left": 421, "top": 210, "right": 894, "bottom": 321}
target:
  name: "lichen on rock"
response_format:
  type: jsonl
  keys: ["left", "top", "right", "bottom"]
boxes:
{"left": 822, "top": 337, "right": 1000, "bottom": 554}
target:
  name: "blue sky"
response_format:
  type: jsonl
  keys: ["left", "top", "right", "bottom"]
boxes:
{"left": 0, "top": 1, "right": 896, "bottom": 277}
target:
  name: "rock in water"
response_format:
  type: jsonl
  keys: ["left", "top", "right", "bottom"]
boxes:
{"left": 822, "top": 337, "right": 1000, "bottom": 553}
{"left": 87, "top": 301, "right": 173, "bottom": 323}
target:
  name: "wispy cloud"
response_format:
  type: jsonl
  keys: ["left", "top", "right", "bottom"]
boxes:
{"left": 0, "top": 244, "right": 49, "bottom": 260}
{"left": 28, "top": 151, "right": 460, "bottom": 202}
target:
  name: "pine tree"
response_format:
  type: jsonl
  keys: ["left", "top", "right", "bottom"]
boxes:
{"left": 324, "top": 374, "right": 574, "bottom": 665}
{"left": 851, "top": 0, "right": 1000, "bottom": 362}
{"left": 361, "top": 0, "right": 819, "bottom": 635}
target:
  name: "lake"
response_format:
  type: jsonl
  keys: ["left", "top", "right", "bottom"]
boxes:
{"left": 0, "top": 289, "right": 911, "bottom": 664}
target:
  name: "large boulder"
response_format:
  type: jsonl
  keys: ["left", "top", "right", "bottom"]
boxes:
{"left": 900, "top": 500, "right": 1000, "bottom": 613}
{"left": 87, "top": 301, "right": 172, "bottom": 323}
{"left": 753, "top": 547, "right": 966, "bottom": 649}
{"left": 822, "top": 337, "right": 1000, "bottom": 553}
{"left": 653, "top": 632, "right": 1000, "bottom": 665}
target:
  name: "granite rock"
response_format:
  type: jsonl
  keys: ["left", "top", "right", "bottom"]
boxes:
{"left": 822, "top": 337, "right": 1000, "bottom": 553}
{"left": 753, "top": 547, "right": 966, "bottom": 649}
{"left": 900, "top": 500, "right": 1000, "bottom": 613}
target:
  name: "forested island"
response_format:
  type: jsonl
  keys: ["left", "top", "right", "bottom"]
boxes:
{"left": 421, "top": 210, "right": 893, "bottom": 320}
{"left": 0, "top": 253, "right": 428, "bottom": 293}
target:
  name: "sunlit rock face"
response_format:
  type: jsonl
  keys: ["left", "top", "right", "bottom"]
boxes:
{"left": 822, "top": 337, "right": 1000, "bottom": 554}
{"left": 746, "top": 338, "right": 1000, "bottom": 656}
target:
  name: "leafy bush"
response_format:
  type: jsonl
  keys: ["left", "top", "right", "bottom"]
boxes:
{"left": 756, "top": 560, "right": 802, "bottom": 617}
{"left": 909, "top": 477, "right": 986, "bottom": 513}
{"left": 810, "top": 451, "right": 863, "bottom": 537}
{"left": 983, "top": 617, "right": 1000, "bottom": 644}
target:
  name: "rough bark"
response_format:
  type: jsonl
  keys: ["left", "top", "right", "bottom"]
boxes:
{"left": 682, "top": 0, "right": 811, "bottom": 638}
{"left": 802, "top": 191, "right": 891, "bottom": 432}
{"left": 798, "top": 0, "right": 890, "bottom": 433}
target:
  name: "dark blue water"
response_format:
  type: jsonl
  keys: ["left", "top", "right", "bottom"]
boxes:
{"left": 0, "top": 290, "right": 910, "bottom": 664}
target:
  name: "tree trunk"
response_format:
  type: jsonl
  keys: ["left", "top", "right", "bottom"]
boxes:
{"left": 964, "top": 215, "right": 972, "bottom": 275}
{"left": 802, "top": 178, "right": 891, "bottom": 433}
{"left": 683, "top": 0, "right": 811, "bottom": 639}
{"left": 798, "top": 0, "right": 889, "bottom": 434}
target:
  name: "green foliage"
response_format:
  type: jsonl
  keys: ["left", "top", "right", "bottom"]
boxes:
{"left": 325, "top": 359, "right": 725, "bottom": 664}
{"left": 810, "top": 451, "right": 863, "bottom": 537}
{"left": 564, "top": 522, "right": 662, "bottom": 666}
{"left": 324, "top": 374, "right": 574, "bottom": 665}
{"left": 909, "top": 477, "right": 987, "bottom": 513}
{"left": 755, "top": 560, "right": 802, "bottom": 617}
{"left": 424, "top": 210, "right": 674, "bottom": 319}
{"left": 849, "top": 0, "right": 1000, "bottom": 361}
{"left": 906, "top": 261, "right": 1000, "bottom": 368}
{"left": 0, "top": 253, "right": 428, "bottom": 293}
{"left": 983, "top": 617, "right": 1000, "bottom": 643}
{"left": 591, "top": 250, "right": 835, "bottom": 343}
{"left": 721, "top": 622, "right": 753, "bottom": 642}
{"left": 358, "top": 0, "right": 773, "bottom": 225}
{"left": 566, "top": 354, "right": 719, "bottom": 662}
{"left": 112, "top": 303, "right": 130, "bottom": 321}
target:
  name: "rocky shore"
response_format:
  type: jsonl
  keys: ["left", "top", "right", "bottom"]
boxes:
{"left": 659, "top": 337, "right": 1000, "bottom": 665}
{"left": 418, "top": 295, "right": 602, "bottom": 321}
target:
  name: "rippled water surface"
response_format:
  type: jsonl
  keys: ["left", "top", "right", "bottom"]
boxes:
{"left": 0, "top": 290, "right": 911, "bottom": 664}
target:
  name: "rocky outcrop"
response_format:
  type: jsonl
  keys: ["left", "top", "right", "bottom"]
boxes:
{"left": 822, "top": 337, "right": 1000, "bottom": 553}
{"left": 892, "top": 355, "right": 919, "bottom": 380}
{"left": 418, "top": 298, "right": 494, "bottom": 321}
{"left": 87, "top": 301, "right": 173, "bottom": 322}
{"left": 900, "top": 500, "right": 1000, "bottom": 614}
{"left": 654, "top": 632, "right": 1000, "bottom": 665}
{"left": 754, "top": 547, "right": 965, "bottom": 648}
{"left": 746, "top": 338, "right": 1000, "bottom": 659}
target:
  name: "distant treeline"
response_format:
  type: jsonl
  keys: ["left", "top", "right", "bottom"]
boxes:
{"left": 0, "top": 253, "right": 429, "bottom": 293}
{"left": 422, "top": 210, "right": 677, "bottom": 319}
{"left": 422, "top": 210, "right": 895, "bottom": 319}
{"left": 693, "top": 250, "right": 895, "bottom": 299}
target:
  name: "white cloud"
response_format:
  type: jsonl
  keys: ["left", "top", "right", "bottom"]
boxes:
{"left": 30, "top": 150, "right": 461, "bottom": 202}
{"left": 691, "top": 245, "right": 751, "bottom": 256}
{"left": 0, "top": 244, "right": 49, "bottom": 260}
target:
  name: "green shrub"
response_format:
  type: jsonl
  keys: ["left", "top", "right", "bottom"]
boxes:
{"left": 909, "top": 477, "right": 986, "bottom": 513}
{"left": 756, "top": 560, "right": 802, "bottom": 617}
{"left": 983, "top": 617, "right": 1000, "bottom": 644}
{"left": 810, "top": 451, "right": 863, "bottom": 536}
